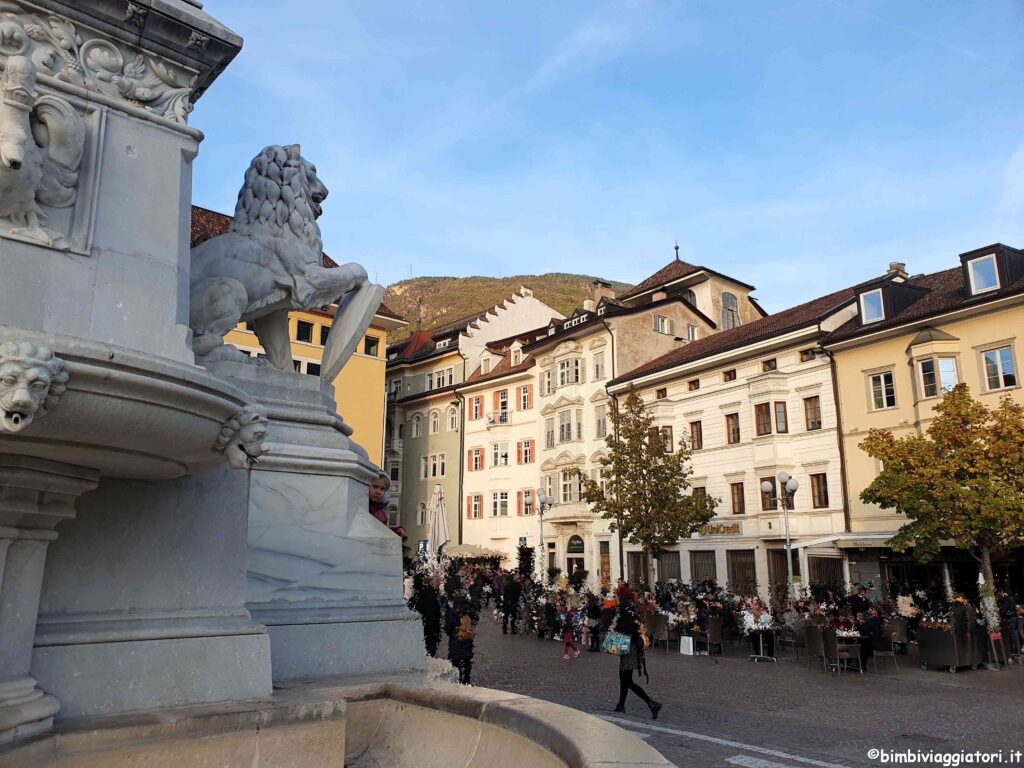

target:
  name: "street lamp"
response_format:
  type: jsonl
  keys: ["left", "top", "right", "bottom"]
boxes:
{"left": 536, "top": 486, "right": 554, "bottom": 581}
{"left": 760, "top": 471, "right": 799, "bottom": 601}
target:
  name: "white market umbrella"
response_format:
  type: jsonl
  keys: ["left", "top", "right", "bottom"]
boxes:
{"left": 426, "top": 483, "right": 451, "bottom": 555}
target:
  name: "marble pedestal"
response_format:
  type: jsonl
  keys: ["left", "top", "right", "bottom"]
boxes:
{"left": 0, "top": 456, "right": 97, "bottom": 744}
{"left": 31, "top": 466, "right": 272, "bottom": 719}
{"left": 212, "top": 362, "right": 424, "bottom": 681}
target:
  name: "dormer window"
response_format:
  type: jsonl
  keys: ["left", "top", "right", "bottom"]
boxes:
{"left": 436, "top": 338, "right": 451, "bottom": 349}
{"left": 860, "top": 289, "right": 884, "bottom": 323}
{"left": 511, "top": 350, "right": 521, "bottom": 365}
{"left": 967, "top": 254, "right": 999, "bottom": 295}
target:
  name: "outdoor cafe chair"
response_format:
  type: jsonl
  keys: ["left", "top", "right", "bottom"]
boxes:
{"left": 870, "top": 621, "right": 899, "bottom": 675}
{"left": 645, "top": 612, "right": 670, "bottom": 653}
{"left": 804, "top": 624, "right": 825, "bottom": 672}
{"left": 778, "top": 619, "right": 807, "bottom": 663}
{"left": 691, "top": 616, "right": 725, "bottom": 660}
{"left": 823, "top": 627, "right": 863, "bottom": 675}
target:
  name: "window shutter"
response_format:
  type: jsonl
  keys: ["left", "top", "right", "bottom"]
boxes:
{"left": 467, "top": 449, "right": 473, "bottom": 469}
{"left": 492, "top": 391, "right": 500, "bottom": 412}
{"left": 578, "top": 359, "right": 586, "bottom": 384}
{"left": 466, "top": 496, "right": 472, "bottom": 518}
{"left": 527, "top": 439, "right": 535, "bottom": 462}
{"left": 527, "top": 384, "right": 534, "bottom": 408}
{"left": 517, "top": 491, "right": 524, "bottom": 516}
{"left": 516, "top": 441, "right": 523, "bottom": 464}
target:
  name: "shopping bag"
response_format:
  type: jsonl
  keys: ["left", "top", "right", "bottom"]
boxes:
{"left": 602, "top": 630, "right": 632, "bottom": 656}
{"left": 680, "top": 635, "right": 695, "bottom": 655}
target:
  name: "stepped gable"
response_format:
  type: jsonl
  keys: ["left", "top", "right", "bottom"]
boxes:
{"left": 611, "top": 286, "right": 857, "bottom": 385}
{"left": 826, "top": 262, "right": 1024, "bottom": 343}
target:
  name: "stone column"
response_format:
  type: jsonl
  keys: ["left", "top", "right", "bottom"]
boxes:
{"left": 0, "top": 456, "right": 96, "bottom": 743}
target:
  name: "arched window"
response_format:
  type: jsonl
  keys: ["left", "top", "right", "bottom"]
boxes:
{"left": 447, "top": 407, "right": 458, "bottom": 431}
{"left": 682, "top": 289, "right": 696, "bottom": 306}
{"left": 430, "top": 411, "right": 440, "bottom": 434}
{"left": 722, "top": 292, "right": 739, "bottom": 330}
{"left": 411, "top": 414, "right": 422, "bottom": 438}
{"left": 417, "top": 502, "right": 426, "bottom": 526}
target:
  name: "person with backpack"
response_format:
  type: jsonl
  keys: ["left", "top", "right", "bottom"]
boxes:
{"left": 611, "top": 587, "right": 661, "bottom": 719}
{"left": 446, "top": 590, "right": 478, "bottom": 684}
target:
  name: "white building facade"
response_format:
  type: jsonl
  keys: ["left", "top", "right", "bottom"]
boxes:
{"left": 610, "top": 288, "right": 858, "bottom": 599}
{"left": 459, "top": 341, "right": 543, "bottom": 563}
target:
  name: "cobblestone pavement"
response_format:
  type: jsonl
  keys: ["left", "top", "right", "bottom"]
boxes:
{"left": 456, "top": 614, "right": 1023, "bottom": 768}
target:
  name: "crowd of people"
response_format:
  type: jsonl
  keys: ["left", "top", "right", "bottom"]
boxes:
{"left": 405, "top": 550, "right": 1023, "bottom": 687}
{"left": 405, "top": 558, "right": 663, "bottom": 716}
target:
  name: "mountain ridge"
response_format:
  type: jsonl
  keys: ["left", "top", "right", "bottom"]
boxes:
{"left": 383, "top": 273, "right": 633, "bottom": 342}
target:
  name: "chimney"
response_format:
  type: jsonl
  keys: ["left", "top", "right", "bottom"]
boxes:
{"left": 591, "top": 279, "right": 615, "bottom": 304}
{"left": 583, "top": 299, "right": 595, "bottom": 312}
{"left": 888, "top": 261, "right": 908, "bottom": 279}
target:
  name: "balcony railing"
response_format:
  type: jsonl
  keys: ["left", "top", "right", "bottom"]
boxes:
{"left": 486, "top": 410, "right": 510, "bottom": 426}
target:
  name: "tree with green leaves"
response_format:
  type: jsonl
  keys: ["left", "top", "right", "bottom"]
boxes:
{"left": 859, "top": 383, "right": 1024, "bottom": 590}
{"left": 578, "top": 387, "right": 718, "bottom": 587}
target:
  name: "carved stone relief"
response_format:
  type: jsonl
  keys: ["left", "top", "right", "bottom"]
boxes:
{"left": 0, "top": 54, "right": 84, "bottom": 247}
{"left": 214, "top": 404, "right": 270, "bottom": 470}
{"left": 0, "top": 2, "right": 197, "bottom": 124}
{"left": 0, "top": 340, "right": 68, "bottom": 433}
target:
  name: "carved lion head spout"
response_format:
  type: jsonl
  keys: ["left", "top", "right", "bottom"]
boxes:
{"left": 215, "top": 404, "right": 271, "bottom": 470}
{"left": 0, "top": 341, "right": 69, "bottom": 433}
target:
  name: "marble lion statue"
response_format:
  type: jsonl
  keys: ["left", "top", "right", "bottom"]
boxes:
{"left": 190, "top": 144, "right": 383, "bottom": 374}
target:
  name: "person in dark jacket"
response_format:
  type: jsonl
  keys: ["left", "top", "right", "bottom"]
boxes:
{"left": 612, "top": 593, "right": 661, "bottom": 719}
{"left": 445, "top": 591, "right": 478, "bottom": 684}
{"left": 502, "top": 576, "right": 522, "bottom": 635}
{"left": 542, "top": 598, "right": 558, "bottom": 640}
{"left": 415, "top": 575, "right": 442, "bottom": 657}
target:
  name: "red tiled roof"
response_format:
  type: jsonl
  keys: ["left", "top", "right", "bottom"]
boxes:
{"left": 611, "top": 286, "right": 857, "bottom": 386}
{"left": 190, "top": 205, "right": 339, "bottom": 268}
{"left": 376, "top": 302, "right": 405, "bottom": 321}
{"left": 618, "top": 259, "right": 702, "bottom": 300}
{"left": 463, "top": 354, "right": 535, "bottom": 385}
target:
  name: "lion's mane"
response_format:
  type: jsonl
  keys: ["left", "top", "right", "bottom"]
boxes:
{"left": 230, "top": 145, "right": 323, "bottom": 255}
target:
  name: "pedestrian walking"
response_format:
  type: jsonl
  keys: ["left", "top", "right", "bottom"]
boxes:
{"left": 415, "top": 575, "right": 443, "bottom": 658}
{"left": 561, "top": 602, "right": 581, "bottom": 660}
{"left": 611, "top": 589, "right": 661, "bottom": 719}
{"left": 502, "top": 575, "right": 522, "bottom": 635}
{"left": 445, "top": 590, "right": 478, "bottom": 684}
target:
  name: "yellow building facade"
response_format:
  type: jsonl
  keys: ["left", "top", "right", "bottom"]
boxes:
{"left": 824, "top": 247, "right": 1024, "bottom": 592}
{"left": 225, "top": 308, "right": 405, "bottom": 467}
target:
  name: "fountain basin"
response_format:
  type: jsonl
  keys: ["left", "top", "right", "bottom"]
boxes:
{"left": 0, "top": 328, "right": 253, "bottom": 481}
{"left": 0, "top": 671, "right": 673, "bottom": 768}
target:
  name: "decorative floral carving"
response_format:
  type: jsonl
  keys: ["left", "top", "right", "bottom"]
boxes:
{"left": 214, "top": 404, "right": 271, "bottom": 470}
{"left": 186, "top": 31, "right": 208, "bottom": 50}
{"left": 0, "top": 340, "right": 68, "bottom": 433}
{"left": 123, "top": 3, "right": 147, "bottom": 30}
{"left": 0, "top": 2, "right": 197, "bottom": 124}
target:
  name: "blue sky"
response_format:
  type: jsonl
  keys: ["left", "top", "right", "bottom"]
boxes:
{"left": 191, "top": 1, "right": 1024, "bottom": 312}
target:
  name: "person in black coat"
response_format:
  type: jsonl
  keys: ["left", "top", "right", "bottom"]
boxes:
{"left": 445, "top": 592, "right": 478, "bottom": 684}
{"left": 502, "top": 576, "right": 522, "bottom": 635}
{"left": 415, "top": 576, "right": 442, "bottom": 657}
{"left": 612, "top": 594, "right": 661, "bottom": 719}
